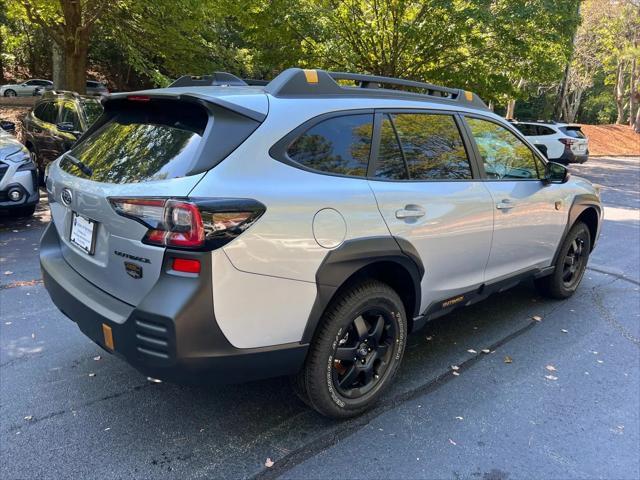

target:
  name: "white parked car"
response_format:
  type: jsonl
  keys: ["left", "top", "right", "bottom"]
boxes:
{"left": 0, "top": 79, "right": 53, "bottom": 97}
{"left": 510, "top": 121, "right": 589, "bottom": 164}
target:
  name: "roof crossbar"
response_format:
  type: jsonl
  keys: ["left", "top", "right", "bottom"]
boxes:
{"left": 264, "top": 68, "right": 488, "bottom": 110}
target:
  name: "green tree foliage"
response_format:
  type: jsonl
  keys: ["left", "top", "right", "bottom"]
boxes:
{"left": 1, "top": 0, "right": 634, "bottom": 125}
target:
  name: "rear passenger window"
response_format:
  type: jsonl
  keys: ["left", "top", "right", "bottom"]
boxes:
{"left": 33, "top": 102, "right": 58, "bottom": 124}
{"left": 287, "top": 114, "right": 373, "bottom": 177}
{"left": 59, "top": 101, "right": 81, "bottom": 130}
{"left": 375, "top": 113, "right": 472, "bottom": 180}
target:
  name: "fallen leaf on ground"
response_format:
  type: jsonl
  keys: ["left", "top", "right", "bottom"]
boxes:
{"left": 147, "top": 377, "right": 162, "bottom": 383}
{"left": 104, "top": 427, "right": 111, "bottom": 431}
{"left": 451, "top": 365, "right": 459, "bottom": 371}
{"left": 3, "top": 271, "right": 13, "bottom": 275}
{"left": 5, "top": 322, "right": 11, "bottom": 325}
{"left": 561, "top": 329, "right": 569, "bottom": 333}
{"left": 532, "top": 315, "right": 543, "bottom": 322}
{"left": 467, "top": 349, "right": 477, "bottom": 354}
{"left": 544, "top": 375, "right": 558, "bottom": 381}
{"left": 93, "top": 355, "right": 101, "bottom": 361}
{"left": 24, "top": 415, "right": 33, "bottom": 421}
{"left": 455, "top": 416, "right": 464, "bottom": 420}
{"left": 426, "top": 336, "right": 433, "bottom": 341}
{"left": 504, "top": 356, "right": 513, "bottom": 363}
{"left": 597, "top": 360, "right": 604, "bottom": 364}
{"left": 265, "top": 458, "right": 275, "bottom": 468}
{"left": 88, "top": 373, "right": 96, "bottom": 377}
{"left": 31, "top": 333, "right": 35, "bottom": 339}
{"left": 545, "top": 365, "right": 557, "bottom": 372}
{"left": 452, "top": 371, "right": 460, "bottom": 376}
{"left": 449, "top": 439, "right": 457, "bottom": 446}
{"left": 481, "top": 349, "right": 490, "bottom": 354}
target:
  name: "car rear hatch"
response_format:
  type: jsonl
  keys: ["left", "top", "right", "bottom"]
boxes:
{"left": 559, "top": 125, "right": 588, "bottom": 155}
{"left": 46, "top": 89, "right": 267, "bottom": 306}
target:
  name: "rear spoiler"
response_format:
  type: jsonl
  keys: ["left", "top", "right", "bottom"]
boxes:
{"left": 102, "top": 91, "right": 266, "bottom": 123}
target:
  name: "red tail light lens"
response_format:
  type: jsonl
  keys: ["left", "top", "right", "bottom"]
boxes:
{"left": 108, "top": 197, "right": 265, "bottom": 250}
{"left": 559, "top": 138, "right": 575, "bottom": 146}
{"left": 172, "top": 258, "right": 201, "bottom": 273}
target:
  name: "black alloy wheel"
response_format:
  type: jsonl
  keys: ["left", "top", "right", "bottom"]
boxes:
{"left": 561, "top": 234, "right": 588, "bottom": 289}
{"left": 332, "top": 309, "right": 396, "bottom": 399}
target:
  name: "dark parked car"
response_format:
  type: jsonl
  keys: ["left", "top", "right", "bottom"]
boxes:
{"left": 22, "top": 91, "right": 104, "bottom": 184}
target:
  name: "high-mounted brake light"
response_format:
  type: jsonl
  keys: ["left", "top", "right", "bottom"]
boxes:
{"left": 127, "top": 95, "right": 151, "bottom": 102}
{"left": 108, "top": 197, "right": 265, "bottom": 251}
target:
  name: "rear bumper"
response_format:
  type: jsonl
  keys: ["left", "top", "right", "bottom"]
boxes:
{"left": 40, "top": 222, "right": 308, "bottom": 384}
{"left": 553, "top": 149, "right": 589, "bottom": 164}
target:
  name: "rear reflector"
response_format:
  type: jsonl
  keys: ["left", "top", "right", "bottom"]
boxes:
{"left": 172, "top": 258, "right": 201, "bottom": 274}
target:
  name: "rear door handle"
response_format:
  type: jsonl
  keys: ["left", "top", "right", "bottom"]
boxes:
{"left": 395, "top": 205, "right": 426, "bottom": 219}
{"left": 496, "top": 199, "right": 515, "bottom": 210}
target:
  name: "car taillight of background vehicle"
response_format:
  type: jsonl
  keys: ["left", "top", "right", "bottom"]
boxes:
{"left": 559, "top": 138, "right": 576, "bottom": 146}
{"left": 108, "top": 197, "right": 265, "bottom": 250}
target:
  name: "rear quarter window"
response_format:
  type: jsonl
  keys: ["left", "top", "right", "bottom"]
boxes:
{"left": 286, "top": 114, "right": 373, "bottom": 177}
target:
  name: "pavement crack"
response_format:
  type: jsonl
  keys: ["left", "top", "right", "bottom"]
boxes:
{"left": 587, "top": 266, "right": 640, "bottom": 286}
{"left": 591, "top": 279, "right": 640, "bottom": 347}
{"left": 250, "top": 319, "right": 541, "bottom": 480}
{"left": 4, "top": 382, "right": 153, "bottom": 434}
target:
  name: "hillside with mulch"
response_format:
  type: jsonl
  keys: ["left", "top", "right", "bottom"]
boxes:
{"left": 580, "top": 124, "right": 639, "bottom": 156}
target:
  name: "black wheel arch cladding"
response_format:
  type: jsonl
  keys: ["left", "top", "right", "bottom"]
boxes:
{"left": 301, "top": 236, "right": 424, "bottom": 343}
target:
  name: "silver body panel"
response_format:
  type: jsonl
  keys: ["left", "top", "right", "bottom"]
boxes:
{"left": 45, "top": 86, "right": 601, "bottom": 348}
{"left": 0, "top": 131, "right": 38, "bottom": 203}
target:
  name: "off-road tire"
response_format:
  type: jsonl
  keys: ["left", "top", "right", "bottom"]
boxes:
{"left": 296, "top": 280, "right": 407, "bottom": 419}
{"left": 535, "top": 221, "right": 591, "bottom": 299}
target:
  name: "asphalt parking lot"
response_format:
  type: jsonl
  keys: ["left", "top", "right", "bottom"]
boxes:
{"left": 1, "top": 156, "right": 639, "bottom": 480}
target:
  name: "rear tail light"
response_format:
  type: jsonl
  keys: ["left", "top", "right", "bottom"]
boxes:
{"left": 108, "top": 197, "right": 265, "bottom": 250}
{"left": 559, "top": 138, "right": 575, "bottom": 147}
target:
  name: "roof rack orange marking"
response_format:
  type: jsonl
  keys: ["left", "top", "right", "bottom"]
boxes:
{"left": 465, "top": 91, "right": 473, "bottom": 101}
{"left": 303, "top": 69, "right": 319, "bottom": 84}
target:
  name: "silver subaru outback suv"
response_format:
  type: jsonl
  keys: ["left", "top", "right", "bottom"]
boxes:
{"left": 40, "top": 69, "right": 602, "bottom": 418}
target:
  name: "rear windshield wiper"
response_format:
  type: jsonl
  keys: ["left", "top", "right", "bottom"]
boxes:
{"left": 64, "top": 154, "right": 93, "bottom": 177}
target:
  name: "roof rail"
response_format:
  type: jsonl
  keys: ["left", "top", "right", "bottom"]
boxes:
{"left": 41, "top": 89, "right": 81, "bottom": 99}
{"left": 264, "top": 68, "right": 488, "bottom": 110}
{"left": 169, "top": 72, "right": 248, "bottom": 88}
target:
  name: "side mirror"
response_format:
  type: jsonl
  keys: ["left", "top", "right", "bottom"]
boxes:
{"left": 0, "top": 120, "right": 16, "bottom": 133}
{"left": 545, "top": 161, "right": 569, "bottom": 184}
{"left": 56, "top": 122, "right": 80, "bottom": 134}
{"left": 534, "top": 144, "right": 548, "bottom": 159}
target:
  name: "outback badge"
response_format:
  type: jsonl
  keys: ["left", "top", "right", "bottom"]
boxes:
{"left": 124, "top": 262, "right": 143, "bottom": 279}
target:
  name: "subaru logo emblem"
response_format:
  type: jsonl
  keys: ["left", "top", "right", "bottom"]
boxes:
{"left": 61, "top": 188, "right": 73, "bottom": 206}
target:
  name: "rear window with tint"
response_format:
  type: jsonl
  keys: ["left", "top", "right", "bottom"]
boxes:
{"left": 559, "top": 126, "right": 585, "bottom": 139}
{"left": 287, "top": 114, "right": 373, "bottom": 177}
{"left": 62, "top": 100, "right": 208, "bottom": 183}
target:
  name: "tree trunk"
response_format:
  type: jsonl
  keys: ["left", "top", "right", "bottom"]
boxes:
{"left": 0, "top": 34, "right": 4, "bottom": 83}
{"left": 634, "top": 103, "right": 640, "bottom": 133}
{"left": 505, "top": 99, "right": 516, "bottom": 119}
{"left": 554, "top": 61, "right": 571, "bottom": 120}
{"left": 52, "top": 42, "right": 65, "bottom": 90}
{"left": 630, "top": 47, "right": 638, "bottom": 127}
{"left": 63, "top": 39, "right": 88, "bottom": 94}
{"left": 615, "top": 62, "right": 626, "bottom": 124}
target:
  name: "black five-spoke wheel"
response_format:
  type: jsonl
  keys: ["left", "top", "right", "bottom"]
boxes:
{"left": 562, "top": 235, "right": 587, "bottom": 288}
{"left": 332, "top": 310, "right": 396, "bottom": 398}
{"left": 294, "top": 280, "right": 407, "bottom": 418}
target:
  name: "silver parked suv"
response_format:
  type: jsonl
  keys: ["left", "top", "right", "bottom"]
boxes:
{"left": 40, "top": 69, "right": 602, "bottom": 418}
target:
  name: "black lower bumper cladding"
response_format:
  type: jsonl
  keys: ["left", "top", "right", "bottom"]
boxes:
{"left": 40, "top": 222, "right": 308, "bottom": 384}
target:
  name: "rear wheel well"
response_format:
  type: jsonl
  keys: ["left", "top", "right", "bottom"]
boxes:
{"left": 328, "top": 261, "right": 418, "bottom": 332}
{"left": 575, "top": 207, "right": 599, "bottom": 250}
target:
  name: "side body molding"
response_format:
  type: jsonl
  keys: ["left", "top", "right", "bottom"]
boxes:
{"left": 301, "top": 236, "right": 424, "bottom": 343}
